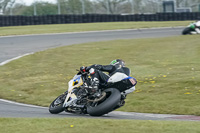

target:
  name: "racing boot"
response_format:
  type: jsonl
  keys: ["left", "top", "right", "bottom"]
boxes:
{"left": 79, "top": 77, "right": 100, "bottom": 97}
{"left": 89, "top": 77, "right": 100, "bottom": 95}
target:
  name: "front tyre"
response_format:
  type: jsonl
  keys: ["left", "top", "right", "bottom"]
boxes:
{"left": 49, "top": 94, "right": 66, "bottom": 114}
{"left": 87, "top": 88, "right": 121, "bottom": 116}
{"left": 182, "top": 27, "right": 191, "bottom": 35}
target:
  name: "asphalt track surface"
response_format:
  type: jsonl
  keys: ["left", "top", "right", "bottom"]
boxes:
{"left": 0, "top": 27, "right": 182, "bottom": 63}
{"left": 1, "top": 27, "right": 200, "bottom": 121}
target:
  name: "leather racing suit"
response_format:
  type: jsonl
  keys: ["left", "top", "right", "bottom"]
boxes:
{"left": 194, "top": 21, "right": 200, "bottom": 34}
{"left": 86, "top": 64, "right": 136, "bottom": 94}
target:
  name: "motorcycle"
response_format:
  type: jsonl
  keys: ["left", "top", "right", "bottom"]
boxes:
{"left": 182, "top": 22, "right": 197, "bottom": 35}
{"left": 49, "top": 67, "right": 136, "bottom": 116}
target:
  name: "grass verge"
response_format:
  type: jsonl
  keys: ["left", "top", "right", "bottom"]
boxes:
{"left": 0, "top": 118, "right": 200, "bottom": 133}
{"left": 0, "top": 21, "right": 191, "bottom": 36}
{"left": 0, "top": 35, "right": 199, "bottom": 115}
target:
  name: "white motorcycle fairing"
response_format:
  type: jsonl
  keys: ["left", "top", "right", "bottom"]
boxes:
{"left": 107, "top": 72, "right": 136, "bottom": 94}
{"left": 63, "top": 74, "right": 83, "bottom": 107}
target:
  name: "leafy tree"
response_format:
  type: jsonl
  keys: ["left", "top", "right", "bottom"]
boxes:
{"left": 20, "top": 2, "right": 57, "bottom": 16}
{"left": 65, "top": 0, "right": 82, "bottom": 14}
{"left": 0, "top": 0, "right": 15, "bottom": 14}
{"left": 61, "top": 0, "right": 93, "bottom": 14}
{"left": 4, "top": 3, "right": 25, "bottom": 15}
{"left": 96, "top": 0, "right": 127, "bottom": 14}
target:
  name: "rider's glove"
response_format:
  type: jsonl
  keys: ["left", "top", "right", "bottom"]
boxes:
{"left": 94, "top": 64, "right": 102, "bottom": 70}
{"left": 83, "top": 64, "right": 102, "bottom": 72}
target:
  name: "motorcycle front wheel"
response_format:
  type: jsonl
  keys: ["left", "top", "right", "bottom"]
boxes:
{"left": 49, "top": 93, "right": 67, "bottom": 114}
{"left": 182, "top": 27, "right": 191, "bottom": 35}
{"left": 87, "top": 88, "right": 121, "bottom": 116}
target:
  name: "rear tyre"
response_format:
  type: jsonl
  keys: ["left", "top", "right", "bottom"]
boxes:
{"left": 182, "top": 27, "right": 191, "bottom": 35}
{"left": 49, "top": 94, "right": 66, "bottom": 114}
{"left": 87, "top": 88, "right": 121, "bottom": 116}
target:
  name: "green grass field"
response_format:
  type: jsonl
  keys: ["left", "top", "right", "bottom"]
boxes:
{"left": 0, "top": 35, "right": 199, "bottom": 116}
{"left": 0, "top": 21, "right": 190, "bottom": 36}
{"left": 1, "top": 118, "right": 200, "bottom": 133}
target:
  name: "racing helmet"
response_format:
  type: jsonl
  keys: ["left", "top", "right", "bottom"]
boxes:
{"left": 110, "top": 59, "right": 125, "bottom": 67}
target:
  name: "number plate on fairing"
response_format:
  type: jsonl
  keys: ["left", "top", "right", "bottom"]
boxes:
{"left": 129, "top": 78, "right": 136, "bottom": 85}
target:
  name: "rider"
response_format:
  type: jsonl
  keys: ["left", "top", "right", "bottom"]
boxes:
{"left": 79, "top": 59, "right": 137, "bottom": 95}
{"left": 192, "top": 21, "right": 200, "bottom": 34}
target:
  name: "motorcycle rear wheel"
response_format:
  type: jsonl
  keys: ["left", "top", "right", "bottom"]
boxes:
{"left": 49, "top": 93, "right": 66, "bottom": 114}
{"left": 87, "top": 88, "right": 121, "bottom": 116}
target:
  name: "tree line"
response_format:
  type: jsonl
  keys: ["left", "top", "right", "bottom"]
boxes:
{"left": 0, "top": 0, "right": 200, "bottom": 16}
